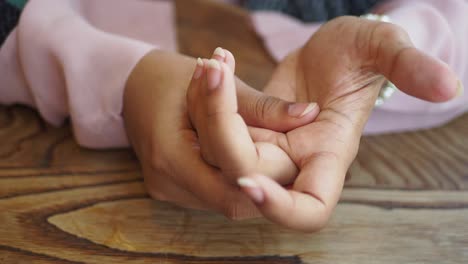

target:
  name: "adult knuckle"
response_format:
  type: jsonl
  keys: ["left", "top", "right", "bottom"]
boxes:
{"left": 255, "top": 96, "right": 280, "bottom": 122}
{"left": 254, "top": 96, "right": 267, "bottom": 121}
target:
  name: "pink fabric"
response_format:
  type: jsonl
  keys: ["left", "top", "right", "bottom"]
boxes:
{"left": 0, "top": 0, "right": 467, "bottom": 149}
{"left": 251, "top": 0, "right": 468, "bottom": 134}
{"left": 0, "top": 0, "right": 177, "bottom": 148}
{"left": 366, "top": 0, "right": 468, "bottom": 133}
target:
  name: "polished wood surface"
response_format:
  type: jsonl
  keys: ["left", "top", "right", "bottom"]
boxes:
{"left": 1, "top": 1, "right": 467, "bottom": 263}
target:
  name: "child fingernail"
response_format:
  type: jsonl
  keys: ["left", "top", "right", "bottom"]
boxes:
{"left": 193, "top": 58, "right": 204, "bottom": 79}
{"left": 206, "top": 59, "right": 222, "bottom": 90}
{"left": 237, "top": 177, "right": 264, "bottom": 204}
{"left": 288, "top": 102, "right": 317, "bottom": 117}
{"left": 456, "top": 79, "right": 464, "bottom": 97}
{"left": 213, "top": 47, "right": 226, "bottom": 60}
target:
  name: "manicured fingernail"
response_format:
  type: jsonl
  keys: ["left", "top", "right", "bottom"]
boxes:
{"left": 288, "top": 102, "right": 317, "bottom": 118}
{"left": 213, "top": 47, "right": 226, "bottom": 59}
{"left": 193, "top": 58, "right": 204, "bottom": 79}
{"left": 237, "top": 178, "right": 264, "bottom": 204}
{"left": 207, "top": 59, "right": 221, "bottom": 70}
{"left": 456, "top": 80, "right": 464, "bottom": 97}
{"left": 206, "top": 59, "right": 222, "bottom": 90}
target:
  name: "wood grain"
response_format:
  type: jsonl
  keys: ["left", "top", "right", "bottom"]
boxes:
{"left": 0, "top": 0, "right": 467, "bottom": 263}
{"left": 349, "top": 115, "right": 468, "bottom": 190}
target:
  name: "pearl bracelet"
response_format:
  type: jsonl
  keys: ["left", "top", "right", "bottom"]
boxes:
{"left": 360, "top": 13, "right": 398, "bottom": 107}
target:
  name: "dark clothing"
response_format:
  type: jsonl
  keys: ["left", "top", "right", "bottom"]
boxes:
{"left": 244, "top": 0, "right": 383, "bottom": 22}
{"left": 0, "top": 0, "right": 21, "bottom": 45}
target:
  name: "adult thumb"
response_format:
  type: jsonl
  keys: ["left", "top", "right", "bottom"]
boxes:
{"left": 236, "top": 80, "right": 319, "bottom": 132}
{"left": 368, "top": 21, "right": 460, "bottom": 102}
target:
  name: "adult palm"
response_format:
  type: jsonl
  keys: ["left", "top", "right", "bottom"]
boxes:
{"left": 242, "top": 16, "right": 459, "bottom": 231}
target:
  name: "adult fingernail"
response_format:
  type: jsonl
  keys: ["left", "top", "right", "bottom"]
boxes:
{"left": 213, "top": 47, "right": 226, "bottom": 60}
{"left": 206, "top": 59, "right": 222, "bottom": 90}
{"left": 238, "top": 177, "right": 264, "bottom": 204}
{"left": 456, "top": 79, "right": 464, "bottom": 97}
{"left": 193, "top": 58, "right": 204, "bottom": 79}
{"left": 288, "top": 102, "right": 317, "bottom": 118}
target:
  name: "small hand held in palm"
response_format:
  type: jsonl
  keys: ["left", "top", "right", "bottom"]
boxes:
{"left": 234, "top": 16, "right": 460, "bottom": 231}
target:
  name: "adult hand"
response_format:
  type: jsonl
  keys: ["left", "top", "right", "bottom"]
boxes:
{"left": 237, "top": 16, "right": 460, "bottom": 231}
{"left": 123, "top": 50, "right": 317, "bottom": 219}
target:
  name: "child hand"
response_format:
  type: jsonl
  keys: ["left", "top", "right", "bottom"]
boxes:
{"left": 187, "top": 48, "right": 319, "bottom": 185}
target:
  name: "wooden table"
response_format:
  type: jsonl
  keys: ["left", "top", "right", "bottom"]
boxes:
{"left": 1, "top": 1, "right": 467, "bottom": 263}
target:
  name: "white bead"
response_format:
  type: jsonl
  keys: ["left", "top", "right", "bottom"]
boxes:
{"left": 361, "top": 14, "right": 397, "bottom": 107}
